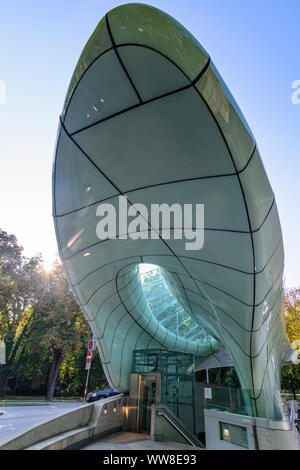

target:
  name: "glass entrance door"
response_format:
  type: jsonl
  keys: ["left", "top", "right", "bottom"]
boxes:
{"left": 138, "top": 374, "right": 157, "bottom": 433}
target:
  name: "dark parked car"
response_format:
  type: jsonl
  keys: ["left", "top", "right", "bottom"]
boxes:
{"left": 86, "top": 388, "right": 120, "bottom": 403}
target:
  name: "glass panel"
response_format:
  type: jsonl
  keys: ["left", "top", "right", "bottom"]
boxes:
{"left": 118, "top": 45, "right": 190, "bottom": 102}
{"left": 126, "top": 175, "right": 249, "bottom": 232}
{"left": 64, "top": 49, "right": 140, "bottom": 134}
{"left": 54, "top": 129, "right": 118, "bottom": 216}
{"left": 63, "top": 237, "right": 171, "bottom": 285}
{"left": 62, "top": 16, "right": 112, "bottom": 119}
{"left": 183, "top": 258, "right": 254, "bottom": 306}
{"left": 108, "top": 3, "right": 208, "bottom": 81}
{"left": 239, "top": 148, "right": 274, "bottom": 231}
{"left": 253, "top": 201, "right": 283, "bottom": 272}
{"left": 132, "top": 349, "right": 196, "bottom": 434}
{"left": 73, "top": 88, "right": 235, "bottom": 193}
{"left": 255, "top": 242, "right": 284, "bottom": 305}
{"left": 166, "top": 229, "right": 253, "bottom": 273}
{"left": 195, "top": 62, "right": 255, "bottom": 171}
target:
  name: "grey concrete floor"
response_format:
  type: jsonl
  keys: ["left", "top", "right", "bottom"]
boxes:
{"left": 81, "top": 431, "right": 203, "bottom": 450}
{"left": 0, "top": 403, "right": 82, "bottom": 441}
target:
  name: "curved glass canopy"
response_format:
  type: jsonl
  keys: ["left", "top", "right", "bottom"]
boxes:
{"left": 53, "top": 3, "right": 293, "bottom": 420}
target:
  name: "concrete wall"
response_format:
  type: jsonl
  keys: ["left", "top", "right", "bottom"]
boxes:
{"left": 204, "top": 409, "right": 300, "bottom": 450}
{"left": 0, "top": 395, "right": 126, "bottom": 450}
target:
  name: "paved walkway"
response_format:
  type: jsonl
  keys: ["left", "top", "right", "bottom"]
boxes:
{"left": 0, "top": 403, "right": 82, "bottom": 440}
{"left": 81, "top": 431, "right": 203, "bottom": 450}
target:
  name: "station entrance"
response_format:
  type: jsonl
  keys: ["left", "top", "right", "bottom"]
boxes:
{"left": 128, "top": 349, "right": 197, "bottom": 436}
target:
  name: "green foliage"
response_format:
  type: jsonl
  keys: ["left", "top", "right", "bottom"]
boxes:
{"left": 284, "top": 287, "right": 300, "bottom": 356}
{"left": 0, "top": 228, "right": 107, "bottom": 398}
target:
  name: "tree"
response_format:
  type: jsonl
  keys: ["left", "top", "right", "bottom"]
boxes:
{"left": 30, "top": 261, "right": 94, "bottom": 400}
{"left": 0, "top": 229, "right": 42, "bottom": 396}
{"left": 281, "top": 288, "right": 300, "bottom": 398}
{"left": 285, "top": 288, "right": 300, "bottom": 355}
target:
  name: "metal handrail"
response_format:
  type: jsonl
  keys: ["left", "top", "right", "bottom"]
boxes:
{"left": 156, "top": 408, "right": 200, "bottom": 447}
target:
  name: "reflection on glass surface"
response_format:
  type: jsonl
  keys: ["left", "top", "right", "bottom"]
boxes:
{"left": 139, "top": 264, "right": 213, "bottom": 345}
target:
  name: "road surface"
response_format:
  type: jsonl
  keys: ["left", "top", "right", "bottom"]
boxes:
{"left": 0, "top": 403, "right": 82, "bottom": 441}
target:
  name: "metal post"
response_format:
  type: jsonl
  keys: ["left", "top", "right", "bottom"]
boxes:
{"left": 83, "top": 366, "right": 91, "bottom": 402}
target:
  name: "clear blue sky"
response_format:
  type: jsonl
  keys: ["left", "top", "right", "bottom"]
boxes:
{"left": 0, "top": 0, "right": 299, "bottom": 286}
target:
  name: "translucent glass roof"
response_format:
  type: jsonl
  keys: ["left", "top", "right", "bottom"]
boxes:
{"left": 139, "top": 264, "right": 212, "bottom": 345}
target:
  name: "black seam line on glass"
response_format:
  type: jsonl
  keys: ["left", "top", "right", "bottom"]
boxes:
{"left": 52, "top": 131, "right": 86, "bottom": 311}
{"left": 122, "top": 267, "right": 217, "bottom": 350}
{"left": 59, "top": 70, "right": 282, "bottom": 396}
{"left": 62, "top": 233, "right": 257, "bottom": 275}
{"left": 62, "top": 46, "right": 114, "bottom": 124}
{"left": 53, "top": 151, "right": 258, "bottom": 220}
{"left": 80, "top": 269, "right": 130, "bottom": 306}
{"left": 53, "top": 136, "right": 256, "bottom": 219}
{"left": 105, "top": 15, "right": 142, "bottom": 104}
{"left": 167, "top": 277, "right": 250, "bottom": 333}
{"left": 58, "top": 216, "right": 278, "bottom": 271}
{"left": 120, "top": 291, "right": 149, "bottom": 332}
{"left": 59, "top": 117, "right": 122, "bottom": 196}
{"left": 181, "top": 261, "right": 283, "bottom": 310}
{"left": 250, "top": 299, "right": 285, "bottom": 359}
{"left": 252, "top": 197, "right": 275, "bottom": 234}
{"left": 95, "top": 283, "right": 143, "bottom": 340}
{"left": 88, "top": 270, "right": 138, "bottom": 321}
{"left": 239, "top": 142, "right": 257, "bottom": 174}
{"left": 73, "top": 255, "right": 143, "bottom": 287}
{"left": 165, "top": 261, "right": 283, "bottom": 315}
{"left": 174, "top": 270, "right": 202, "bottom": 320}
{"left": 173, "top": 294, "right": 254, "bottom": 358}
{"left": 62, "top": 233, "right": 281, "bottom": 280}
{"left": 62, "top": 36, "right": 207, "bottom": 133}
{"left": 81, "top": 264, "right": 134, "bottom": 303}
{"left": 73, "top": 256, "right": 141, "bottom": 288}
{"left": 227, "top": 353, "right": 249, "bottom": 391}
{"left": 108, "top": 291, "right": 145, "bottom": 359}
{"left": 168, "top": 273, "right": 284, "bottom": 334}
{"left": 118, "top": 285, "right": 146, "bottom": 322}
{"left": 60, "top": 110, "right": 194, "bottom": 301}
{"left": 180, "top": 234, "right": 282, "bottom": 277}
{"left": 143, "top": 255, "right": 256, "bottom": 306}
{"left": 249, "top": 325, "right": 284, "bottom": 401}
{"left": 169, "top": 281, "right": 284, "bottom": 358}
{"left": 67, "top": 51, "right": 211, "bottom": 137}
{"left": 116, "top": 282, "right": 171, "bottom": 353}
{"left": 192, "top": 79, "right": 259, "bottom": 414}
{"left": 85, "top": 265, "right": 137, "bottom": 313}
{"left": 68, "top": 82, "right": 191, "bottom": 136}
{"left": 117, "top": 268, "right": 189, "bottom": 354}
{"left": 81, "top": 264, "right": 137, "bottom": 307}
{"left": 116, "top": 42, "right": 202, "bottom": 83}
{"left": 99, "top": 272, "right": 144, "bottom": 343}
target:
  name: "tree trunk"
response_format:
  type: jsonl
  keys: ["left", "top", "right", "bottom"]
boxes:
{"left": 0, "top": 371, "right": 9, "bottom": 397}
{"left": 46, "top": 349, "right": 63, "bottom": 401}
{"left": 13, "top": 374, "right": 21, "bottom": 396}
{"left": 288, "top": 370, "right": 297, "bottom": 400}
